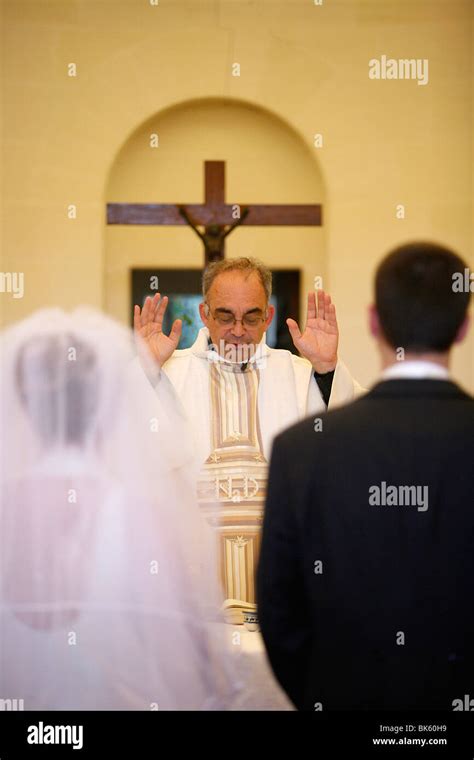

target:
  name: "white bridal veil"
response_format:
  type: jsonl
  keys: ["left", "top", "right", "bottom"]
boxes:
{"left": 0, "top": 307, "right": 240, "bottom": 710}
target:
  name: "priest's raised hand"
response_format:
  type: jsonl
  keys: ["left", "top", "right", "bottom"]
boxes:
{"left": 134, "top": 293, "right": 182, "bottom": 369}
{"left": 286, "top": 289, "right": 338, "bottom": 374}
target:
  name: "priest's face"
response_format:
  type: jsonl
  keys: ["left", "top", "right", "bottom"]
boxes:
{"left": 199, "top": 271, "right": 275, "bottom": 360}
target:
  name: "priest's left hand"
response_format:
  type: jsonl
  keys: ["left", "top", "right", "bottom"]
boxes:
{"left": 286, "top": 290, "right": 338, "bottom": 373}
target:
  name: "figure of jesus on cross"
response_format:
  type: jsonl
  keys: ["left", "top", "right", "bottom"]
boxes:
{"left": 177, "top": 205, "right": 250, "bottom": 263}
{"left": 107, "top": 159, "right": 322, "bottom": 265}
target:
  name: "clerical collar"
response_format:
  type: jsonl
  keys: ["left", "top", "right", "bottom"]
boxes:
{"left": 190, "top": 327, "right": 268, "bottom": 369}
{"left": 381, "top": 360, "right": 450, "bottom": 381}
{"left": 205, "top": 335, "right": 267, "bottom": 370}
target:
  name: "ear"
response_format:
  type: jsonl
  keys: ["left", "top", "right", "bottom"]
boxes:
{"left": 368, "top": 304, "right": 380, "bottom": 338}
{"left": 265, "top": 303, "right": 276, "bottom": 329}
{"left": 199, "top": 302, "right": 209, "bottom": 326}
{"left": 453, "top": 313, "right": 470, "bottom": 344}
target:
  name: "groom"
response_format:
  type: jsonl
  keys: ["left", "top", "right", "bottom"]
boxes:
{"left": 133, "top": 257, "right": 363, "bottom": 611}
{"left": 258, "top": 241, "right": 473, "bottom": 710}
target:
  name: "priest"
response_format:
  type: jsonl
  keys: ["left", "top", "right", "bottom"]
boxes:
{"left": 132, "top": 257, "right": 364, "bottom": 613}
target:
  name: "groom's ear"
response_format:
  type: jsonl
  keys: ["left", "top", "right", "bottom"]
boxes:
{"left": 368, "top": 304, "right": 380, "bottom": 339}
{"left": 454, "top": 314, "right": 470, "bottom": 344}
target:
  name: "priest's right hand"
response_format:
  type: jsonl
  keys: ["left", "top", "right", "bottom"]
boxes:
{"left": 133, "top": 293, "right": 182, "bottom": 369}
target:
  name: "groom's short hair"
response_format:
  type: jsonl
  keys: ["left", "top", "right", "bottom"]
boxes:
{"left": 202, "top": 257, "right": 272, "bottom": 302}
{"left": 375, "top": 241, "right": 471, "bottom": 352}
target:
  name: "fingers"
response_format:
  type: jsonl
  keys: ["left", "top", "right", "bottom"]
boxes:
{"left": 286, "top": 317, "right": 302, "bottom": 343}
{"left": 315, "top": 290, "right": 335, "bottom": 322}
{"left": 170, "top": 318, "right": 182, "bottom": 344}
{"left": 316, "top": 289, "right": 326, "bottom": 320}
{"left": 140, "top": 294, "right": 154, "bottom": 325}
{"left": 133, "top": 304, "right": 141, "bottom": 333}
{"left": 137, "top": 293, "right": 166, "bottom": 328}
{"left": 307, "top": 292, "right": 317, "bottom": 321}
{"left": 326, "top": 301, "right": 337, "bottom": 329}
{"left": 153, "top": 294, "right": 168, "bottom": 326}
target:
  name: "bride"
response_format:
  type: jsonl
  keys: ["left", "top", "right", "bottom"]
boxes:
{"left": 0, "top": 307, "right": 240, "bottom": 710}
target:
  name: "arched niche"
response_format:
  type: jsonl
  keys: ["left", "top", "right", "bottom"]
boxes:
{"left": 104, "top": 97, "right": 326, "bottom": 335}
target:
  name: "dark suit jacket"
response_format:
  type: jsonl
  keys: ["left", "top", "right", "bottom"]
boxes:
{"left": 257, "top": 379, "right": 474, "bottom": 710}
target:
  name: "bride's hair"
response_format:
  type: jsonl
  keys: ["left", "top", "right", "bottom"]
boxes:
{"left": 15, "top": 332, "right": 99, "bottom": 446}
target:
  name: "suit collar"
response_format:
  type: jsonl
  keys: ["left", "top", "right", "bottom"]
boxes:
{"left": 381, "top": 359, "right": 450, "bottom": 381}
{"left": 367, "top": 378, "right": 471, "bottom": 401}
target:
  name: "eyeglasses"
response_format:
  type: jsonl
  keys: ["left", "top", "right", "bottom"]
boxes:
{"left": 204, "top": 304, "right": 268, "bottom": 327}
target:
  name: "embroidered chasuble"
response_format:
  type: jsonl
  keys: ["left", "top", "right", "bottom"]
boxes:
{"left": 129, "top": 326, "right": 364, "bottom": 624}
{"left": 197, "top": 359, "right": 267, "bottom": 608}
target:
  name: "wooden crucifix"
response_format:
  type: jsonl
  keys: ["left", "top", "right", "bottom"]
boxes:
{"left": 107, "top": 160, "right": 322, "bottom": 265}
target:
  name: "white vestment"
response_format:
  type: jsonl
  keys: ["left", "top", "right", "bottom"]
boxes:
{"left": 130, "top": 327, "right": 364, "bottom": 608}
{"left": 137, "top": 327, "right": 363, "bottom": 461}
{"left": 128, "top": 326, "right": 365, "bottom": 710}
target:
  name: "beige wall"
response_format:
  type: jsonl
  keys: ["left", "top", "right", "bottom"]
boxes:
{"left": 1, "top": 0, "right": 472, "bottom": 390}
{"left": 105, "top": 98, "right": 326, "bottom": 325}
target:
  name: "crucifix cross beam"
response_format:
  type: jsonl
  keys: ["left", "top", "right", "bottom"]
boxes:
{"left": 107, "top": 160, "right": 322, "bottom": 265}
